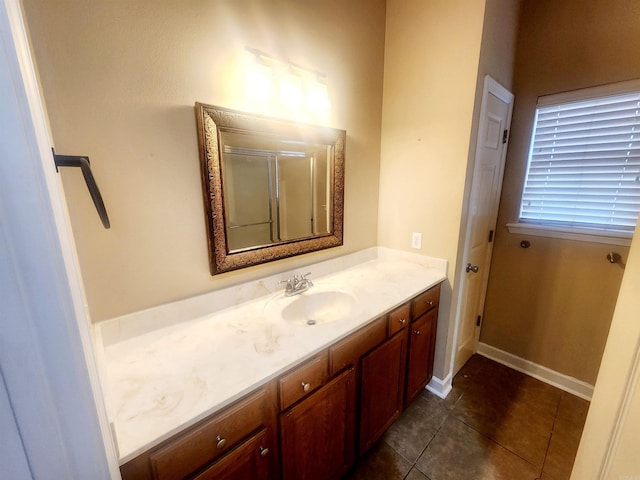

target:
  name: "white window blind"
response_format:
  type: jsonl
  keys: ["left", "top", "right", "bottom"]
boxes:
{"left": 520, "top": 90, "right": 640, "bottom": 234}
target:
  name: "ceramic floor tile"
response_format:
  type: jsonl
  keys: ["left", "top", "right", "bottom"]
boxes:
{"left": 355, "top": 356, "right": 586, "bottom": 480}
{"left": 404, "top": 467, "right": 431, "bottom": 480}
{"left": 451, "top": 362, "right": 561, "bottom": 466}
{"left": 542, "top": 429, "right": 578, "bottom": 480}
{"left": 542, "top": 392, "right": 590, "bottom": 480}
{"left": 415, "top": 416, "right": 541, "bottom": 480}
{"left": 540, "top": 474, "right": 557, "bottom": 480}
{"left": 490, "top": 406, "right": 555, "bottom": 467}
{"left": 441, "top": 379, "right": 465, "bottom": 410}
{"left": 555, "top": 391, "right": 590, "bottom": 431}
{"left": 383, "top": 390, "right": 450, "bottom": 462}
{"left": 462, "top": 353, "right": 496, "bottom": 375}
{"left": 443, "top": 355, "right": 499, "bottom": 410}
{"left": 344, "top": 439, "right": 413, "bottom": 480}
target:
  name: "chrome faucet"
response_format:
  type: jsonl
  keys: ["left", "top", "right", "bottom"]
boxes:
{"left": 280, "top": 272, "right": 313, "bottom": 296}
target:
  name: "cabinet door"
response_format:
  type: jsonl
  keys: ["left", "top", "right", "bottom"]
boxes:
{"left": 121, "top": 384, "right": 278, "bottom": 480}
{"left": 191, "top": 427, "right": 272, "bottom": 480}
{"left": 359, "top": 330, "right": 407, "bottom": 454}
{"left": 280, "top": 367, "right": 357, "bottom": 480}
{"left": 405, "top": 308, "right": 437, "bottom": 407}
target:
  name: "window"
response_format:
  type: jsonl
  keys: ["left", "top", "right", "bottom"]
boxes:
{"left": 509, "top": 81, "right": 640, "bottom": 245}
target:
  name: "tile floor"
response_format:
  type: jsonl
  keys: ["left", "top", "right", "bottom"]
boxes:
{"left": 344, "top": 355, "right": 590, "bottom": 480}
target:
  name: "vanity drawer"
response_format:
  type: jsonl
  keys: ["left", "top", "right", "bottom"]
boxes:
{"left": 329, "top": 316, "right": 387, "bottom": 375}
{"left": 412, "top": 284, "right": 440, "bottom": 319}
{"left": 387, "top": 302, "right": 411, "bottom": 337}
{"left": 148, "top": 386, "right": 270, "bottom": 480}
{"left": 190, "top": 427, "right": 271, "bottom": 480}
{"left": 279, "top": 350, "right": 329, "bottom": 410}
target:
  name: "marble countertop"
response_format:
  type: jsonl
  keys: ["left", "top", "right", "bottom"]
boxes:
{"left": 96, "top": 247, "right": 447, "bottom": 464}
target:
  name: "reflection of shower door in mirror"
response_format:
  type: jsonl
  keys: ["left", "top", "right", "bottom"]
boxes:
{"left": 222, "top": 151, "right": 276, "bottom": 251}
{"left": 278, "top": 155, "right": 313, "bottom": 241}
{"left": 221, "top": 145, "right": 331, "bottom": 252}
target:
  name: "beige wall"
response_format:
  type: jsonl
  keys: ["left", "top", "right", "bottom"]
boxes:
{"left": 22, "top": 0, "right": 386, "bottom": 322}
{"left": 450, "top": 0, "right": 520, "bottom": 371}
{"left": 378, "top": 0, "right": 485, "bottom": 269}
{"left": 474, "top": 0, "right": 520, "bottom": 93}
{"left": 462, "top": 0, "right": 521, "bottom": 160}
{"left": 378, "top": 0, "right": 487, "bottom": 378}
{"left": 481, "top": 0, "right": 640, "bottom": 384}
{"left": 378, "top": 0, "right": 521, "bottom": 379}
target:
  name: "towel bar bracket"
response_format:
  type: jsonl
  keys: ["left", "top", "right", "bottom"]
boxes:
{"left": 52, "top": 149, "right": 111, "bottom": 229}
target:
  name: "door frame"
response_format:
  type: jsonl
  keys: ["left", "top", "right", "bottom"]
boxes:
{"left": 449, "top": 75, "right": 514, "bottom": 376}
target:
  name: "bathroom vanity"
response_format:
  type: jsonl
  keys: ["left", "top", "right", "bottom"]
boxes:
{"left": 97, "top": 248, "right": 446, "bottom": 479}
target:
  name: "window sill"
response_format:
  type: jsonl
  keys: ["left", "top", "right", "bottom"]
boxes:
{"left": 506, "top": 223, "right": 633, "bottom": 246}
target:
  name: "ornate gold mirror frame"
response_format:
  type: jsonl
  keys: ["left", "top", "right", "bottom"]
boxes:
{"left": 195, "top": 103, "right": 345, "bottom": 275}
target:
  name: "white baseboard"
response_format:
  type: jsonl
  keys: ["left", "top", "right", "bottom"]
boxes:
{"left": 476, "top": 342, "right": 594, "bottom": 401}
{"left": 426, "top": 373, "right": 453, "bottom": 399}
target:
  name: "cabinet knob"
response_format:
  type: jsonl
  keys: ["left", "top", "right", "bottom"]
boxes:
{"left": 216, "top": 435, "right": 227, "bottom": 449}
{"left": 301, "top": 382, "right": 311, "bottom": 392}
{"left": 399, "top": 318, "right": 406, "bottom": 325}
{"left": 260, "top": 446, "right": 269, "bottom": 457}
{"left": 413, "top": 329, "right": 421, "bottom": 335}
{"left": 428, "top": 300, "right": 434, "bottom": 306}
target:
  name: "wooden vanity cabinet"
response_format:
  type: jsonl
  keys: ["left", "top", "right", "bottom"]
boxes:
{"left": 280, "top": 367, "right": 357, "bottom": 480}
{"left": 328, "top": 313, "right": 406, "bottom": 455}
{"left": 405, "top": 284, "right": 440, "bottom": 407}
{"left": 278, "top": 350, "right": 329, "bottom": 410}
{"left": 328, "top": 316, "right": 387, "bottom": 376}
{"left": 119, "top": 383, "right": 279, "bottom": 480}
{"left": 120, "top": 283, "right": 442, "bottom": 480}
{"left": 191, "top": 428, "right": 270, "bottom": 480}
{"left": 358, "top": 328, "right": 407, "bottom": 454}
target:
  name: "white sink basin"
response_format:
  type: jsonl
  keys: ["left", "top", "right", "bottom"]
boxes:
{"left": 265, "top": 289, "right": 357, "bottom": 326}
{"left": 282, "top": 291, "right": 356, "bottom": 325}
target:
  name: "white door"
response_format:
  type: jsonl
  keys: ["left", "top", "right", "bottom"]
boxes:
{"left": 1, "top": 0, "right": 118, "bottom": 477}
{"left": 453, "top": 76, "right": 514, "bottom": 375}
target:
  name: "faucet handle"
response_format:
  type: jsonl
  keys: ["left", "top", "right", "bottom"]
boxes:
{"left": 279, "top": 278, "right": 293, "bottom": 291}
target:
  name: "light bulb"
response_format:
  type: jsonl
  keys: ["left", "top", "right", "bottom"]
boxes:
{"left": 279, "top": 70, "right": 303, "bottom": 110}
{"left": 245, "top": 58, "right": 274, "bottom": 101}
{"left": 306, "top": 78, "right": 331, "bottom": 112}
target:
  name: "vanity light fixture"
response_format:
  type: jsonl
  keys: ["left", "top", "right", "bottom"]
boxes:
{"left": 305, "top": 74, "right": 331, "bottom": 112}
{"left": 278, "top": 66, "right": 304, "bottom": 110}
{"left": 245, "top": 51, "right": 274, "bottom": 101}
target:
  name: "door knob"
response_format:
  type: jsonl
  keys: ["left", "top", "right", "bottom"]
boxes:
{"left": 466, "top": 263, "right": 479, "bottom": 273}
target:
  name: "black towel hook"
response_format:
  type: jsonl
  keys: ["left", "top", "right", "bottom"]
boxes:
{"left": 52, "top": 149, "right": 111, "bottom": 229}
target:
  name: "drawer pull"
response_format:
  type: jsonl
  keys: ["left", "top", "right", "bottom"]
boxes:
{"left": 301, "top": 382, "right": 311, "bottom": 392}
{"left": 399, "top": 318, "right": 406, "bottom": 325}
{"left": 428, "top": 300, "right": 434, "bottom": 306}
{"left": 260, "top": 446, "right": 269, "bottom": 457}
{"left": 413, "top": 329, "right": 421, "bottom": 335}
{"left": 216, "top": 435, "right": 227, "bottom": 449}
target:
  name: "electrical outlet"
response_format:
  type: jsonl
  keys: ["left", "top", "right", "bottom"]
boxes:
{"left": 411, "top": 232, "right": 422, "bottom": 249}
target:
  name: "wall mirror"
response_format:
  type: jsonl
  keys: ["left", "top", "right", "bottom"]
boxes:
{"left": 195, "top": 103, "right": 345, "bottom": 274}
